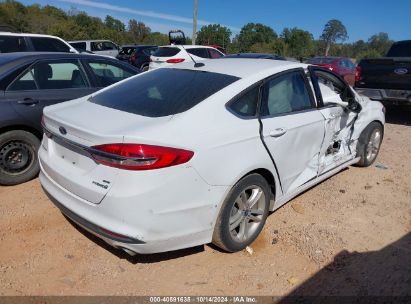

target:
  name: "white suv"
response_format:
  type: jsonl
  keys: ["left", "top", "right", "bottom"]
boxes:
{"left": 0, "top": 32, "right": 77, "bottom": 53}
{"left": 69, "top": 40, "right": 119, "bottom": 57}
{"left": 149, "top": 45, "right": 224, "bottom": 70}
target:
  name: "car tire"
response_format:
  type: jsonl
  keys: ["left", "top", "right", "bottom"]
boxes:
{"left": 141, "top": 65, "right": 149, "bottom": 72}
{"left": 0, "top": 130, "right": 40, "bottom": 186}
{"left": 355, "top": 121, "right": 383, "bottom": 167}
{"left": 212, "top": 173, "right": 271, "bottom": 252}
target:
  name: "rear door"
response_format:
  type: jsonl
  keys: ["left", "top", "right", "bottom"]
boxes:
{"left": 259, "top": 69, "right": 325, "bottom": 194}
{"left": 4, "top": 59, "right": 95, "bottom": 130}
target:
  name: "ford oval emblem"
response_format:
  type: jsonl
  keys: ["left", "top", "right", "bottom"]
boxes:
{"left": 59, "top": 126, "right": 67, "bottom": 135}
{"left": 394, "top": 68, "right": 408, "bottom": 75}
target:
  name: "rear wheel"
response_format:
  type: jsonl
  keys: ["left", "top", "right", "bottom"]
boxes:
{"left": 356, "top": 122, "right": 383, "bottom": 167}
{"left": 212, "top": 174, "right": 270, "bottom": 252}
{"left": 0, "top": 130, "right": 40, "bottom": 186}
{"left": 141, "top": 65, "right": 149, "bottom": 72}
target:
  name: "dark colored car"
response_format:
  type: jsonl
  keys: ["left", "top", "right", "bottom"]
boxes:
{"left": 223, "top": 53, "right": 286, "bottom": 60}
{"left": 117, "top": 45, "right": 157, "bottom": 71}
{"left": 355, "top": 40, "right": 411, "bottom": 106}
{"left": 0, "top": 52, "right": 139, "bottom": 186}
{"left": 306, "top": 57, "right": 356, "bottom": 86}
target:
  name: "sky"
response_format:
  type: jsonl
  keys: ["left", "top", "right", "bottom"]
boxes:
{"left": 19, "top": 0, "right": 411, "bottom": 42}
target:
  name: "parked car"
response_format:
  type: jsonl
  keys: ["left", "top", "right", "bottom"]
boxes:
{"left": 39, "top": 59, "right": 384, "bottom": 255}
{"left": 306, "top": 56, "right": 356, "bottom": 86}
{"left": 69, "top": 40, "right": 119, "bottom": 57}
{"left": 149, "top": 45, "right": 224, "bottom": 70}
{"left": 355, "top": 40, "right": 411, "bottom": 106}
{"left": 0, "top": 52, "right": 139, "bottom": 186}
{"left": 117, "top": 45, "right": 158, "bottom": 71}
{"left": 0, "top": 32, "right": 77, "bottom": 53}
{"left": 223, "top": 53, "right": 286, "bottom": 60}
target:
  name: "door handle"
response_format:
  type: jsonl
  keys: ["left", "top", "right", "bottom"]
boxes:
{"left": 269, "top": 128, "right": 287, "bottom": 138}
{"left": 17, "top": 98, "right": 39, "bottom": 106}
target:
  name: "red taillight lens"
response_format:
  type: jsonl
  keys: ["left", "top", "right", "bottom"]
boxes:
{"left": 166, "top": 58, "right": 185, "bottom": 64}
{"left": 355, "top": 65, "right": 361, "bottom": 83}
{"left": 90, "top": 143, "right": 194, "bottom": 170}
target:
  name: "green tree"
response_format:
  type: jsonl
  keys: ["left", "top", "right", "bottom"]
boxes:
{"left": 281, "top": 27, "right": 314, "bottom": 59}
{"left": 104, "top": 15, "right": 125, "bottom": 32}
{"left": 128, "top": 19, "right": 151, "bottom": 42}
{"left": 320, "top": 19, "right": 348, "bottom": 56}
{"left": 367, "top": 32, "right": 392, "bottom": 56}
{"left": 196, "top": 24, "right": 231, "bottom": 48}
{"left": 236, "top": 23, "right": 277, "bottom": 52}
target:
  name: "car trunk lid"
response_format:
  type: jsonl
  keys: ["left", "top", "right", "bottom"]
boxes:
{"left": 41, "top": 99, "right": 170, "bottom": 204}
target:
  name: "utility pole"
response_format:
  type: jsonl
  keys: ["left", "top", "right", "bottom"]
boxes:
{"left": 192, "top": 0, "right": 198, "bottom": 45}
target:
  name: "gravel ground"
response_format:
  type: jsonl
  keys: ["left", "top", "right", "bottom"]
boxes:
{"left": 0, "top": 108, "right": 410, "bottom": 296}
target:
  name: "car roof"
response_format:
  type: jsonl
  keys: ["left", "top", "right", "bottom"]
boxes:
{"left": 69, "top": 39, "right": 114, "bottom": 43}
{"left": 0, "top": 32, "right": 63, "bottom": 39}
{"left": 158, "top": 45, "right": 217, "bottom": 49}
{"left": 224, "top": 53, "right": 281, "bottom": 59}
{"left": 0, "top": 52, "right": 128, "bottom": 75}
{"left": 170, "top": 58, "right": 306, "bottom": 79}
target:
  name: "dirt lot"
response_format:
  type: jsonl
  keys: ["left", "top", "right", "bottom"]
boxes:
{"left": 0, "top": 108, "right": 410, "bottom": 297}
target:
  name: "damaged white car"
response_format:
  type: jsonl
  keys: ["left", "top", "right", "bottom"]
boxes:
{"left": 39, "top": 59, "right": 385, "bottom": 255}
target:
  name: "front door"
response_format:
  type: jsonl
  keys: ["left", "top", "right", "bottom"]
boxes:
{"left": 308, "top": 66, "right": 359, "bottom": 175}
{"left": 259, "top": 69, "right": 325, "bottom": 194}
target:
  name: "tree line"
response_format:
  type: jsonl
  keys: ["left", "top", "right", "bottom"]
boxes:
{"left": 0, "top": 0, "right": 394, "bottom": 61}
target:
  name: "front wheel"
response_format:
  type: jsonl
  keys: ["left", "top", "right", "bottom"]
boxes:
{"left": 212, "top": 174, "right": 271, "bottom": 252}
{"left": 0, "top": 130, "right": 40, "bottom": 186}
{"left": 356, "top": 122, "right": 383, "bottom": 167}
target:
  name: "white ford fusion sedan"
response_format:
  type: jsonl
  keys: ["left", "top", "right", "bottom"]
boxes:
{"left": 39, "top": 59, "right": 385, "bottom": 255}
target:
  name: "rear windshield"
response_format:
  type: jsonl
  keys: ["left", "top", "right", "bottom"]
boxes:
{"left": 307, "top": 57, "right": 335, "bottom": 64}
{"left": 0, "top": 36, "right": 27, "bottom": 53}
{"left": 153, "top": 47, "right": 180, "bottom": 57}
{"left": 386, "top": 42, "right": 411, "bottom": 57}
{"left": 89, "top": 68, "right": 239, "bottom": 117}
{"left": 70, "top": 42, "right": 86, "bottom": 49}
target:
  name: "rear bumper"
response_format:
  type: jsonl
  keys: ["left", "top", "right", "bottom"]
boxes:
{"left": 39, "top": 158, "right": 229, "bottom": 255}
{"left": 355, "top": 88, "right": 411, "bottom": 104}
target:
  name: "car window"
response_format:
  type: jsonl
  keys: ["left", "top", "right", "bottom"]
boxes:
{"left": 89, "top": 68, "right": 239, "bottom": 117}
{"left": 102, "top": 41, "right": 117, "bottom": 50}
{"left": 31, "top": 37, "right": 71, "bottom": 52}
{"left": 70, "top": 42, "right": 86, "bottom": 49}
{"left": 119, "top": 47, "right": 135, "bottom": 55}
{"left": 153, "top": 47, "right": 180, "bottom": 57}
{"left": 87, "top": 62, "right": 134, "bottom": 86}
{"left": 209, "top": 49, "right": 223, "bottom": 59}
{"left": 187, "top": 48, "right": 209, "bottom": 58}
{"left": 8, "top": 61, "right": 88, "bottom": 91}
{"left": 261, "top": 71, "right": 312, "bottom": 116}
{"left": 142, "top": 47, "right": 157, "bottom": 56}
{"left": 91, "top": 41, "right": 116, "bottom": 51}
{"left": 229, "top": 86, "right": 259, "bottom": 117}
{"left": 0, "top": 36, "right": 28, "bottom": 53}
{"left": 8, "top": 70, "right": 37, "bottom": 91}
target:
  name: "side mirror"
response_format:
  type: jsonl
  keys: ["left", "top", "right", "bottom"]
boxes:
{"left": 348, "top": 100, "right": 362, "bottom": 113}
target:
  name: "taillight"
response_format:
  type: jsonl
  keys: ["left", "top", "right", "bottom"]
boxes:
{"left": 355, "top": 66, "right": 361, "bottom": 83}
{"left": 166, "top": 58, "right": 185, "bottom": 64}
{"left": 130, "top": 55, "right": 136, "bottom": 62}
{"left": 90, "top": 143, "right": 194, "bottom": 170}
